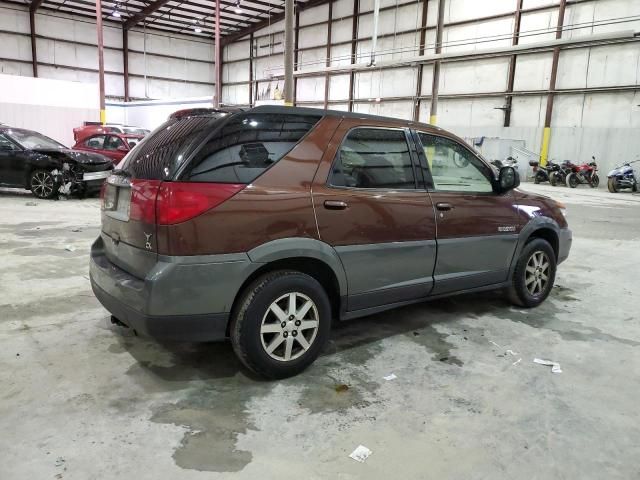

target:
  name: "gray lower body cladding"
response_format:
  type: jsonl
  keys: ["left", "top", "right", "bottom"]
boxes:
{"left": 89, "top": 236, "right": 259, "bottom": 342}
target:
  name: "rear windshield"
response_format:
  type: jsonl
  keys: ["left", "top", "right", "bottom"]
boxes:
{"left": 181, "top": 113, "right": 321, "bottom": 184}
{"left": 119, "top": 114, "right": 227, "bottom": 179}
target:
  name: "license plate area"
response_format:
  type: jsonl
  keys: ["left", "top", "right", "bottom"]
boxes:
{"left": 103, "top": 184, "right": 131, "bottom": 221}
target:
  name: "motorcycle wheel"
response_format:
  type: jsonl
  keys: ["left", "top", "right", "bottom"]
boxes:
{"left": 607, "top": 177, "right": 618, "bottom": 193}
{"left": 590, "top": 174, "right": 599, "bottom": 188}
{"left": 549, "top": 172, "right": 557, "bottom": 186}
{"left": 534, "top": 173, "right": 541, "bottom": 184}
{"left": 567, "top": 173, "right": 578, "bottom": 188}
{"left": 632, "top": 182, "right": 638, "bottom": 193}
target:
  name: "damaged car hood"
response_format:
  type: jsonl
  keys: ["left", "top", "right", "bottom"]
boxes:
{"left": 34, "top": 149, "right": 113, "bottom": 165}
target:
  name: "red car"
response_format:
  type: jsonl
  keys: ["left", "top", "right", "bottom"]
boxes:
{"left": 73, "top": 132, "right": 143, "bottom": 165}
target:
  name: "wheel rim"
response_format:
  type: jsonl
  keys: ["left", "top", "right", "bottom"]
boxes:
{"left": 260, "top": 292, "right": 319, "bottom": 362}
{"left": 525, "top": 251, "right": 550, "bottom": 297}
{"left": 31, "top": 172, "right": 54, "bottom": 197}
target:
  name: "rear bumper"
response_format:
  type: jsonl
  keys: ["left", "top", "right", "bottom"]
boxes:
{"left": 91, "top": 280, "right": 228, "bottom": 342}
{"left": 89, "top": 236, "right": 257, "bottom": 342}
{"left": 558, "top": 227, "right": 572, "bottom": 264}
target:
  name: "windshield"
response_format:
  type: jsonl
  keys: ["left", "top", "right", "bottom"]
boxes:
{"left": 7, "top": 129, "right": 67, "bottom": 150}
{"left": 123, "top": 127, "right": 150, "bottom": 135}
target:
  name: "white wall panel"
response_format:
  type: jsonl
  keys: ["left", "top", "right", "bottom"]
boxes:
{"left": 298, "top": 47, "right": 326, "bottom": 70}
{"left": 0, "top": 32, "right": 31, "bottom": 61}
{"left": 296, "top": 76, "right": 326, "bottom": 102}
{"left": 224, "top": 40, "right": 250, "bottom": 62}
{"left": 300, "top": 4, "right": 329, "bottom": 26}
{"left": 438, "top": 97, "right": 505, "bottom": 127}
{"left": 224, "top": 60, "right": 250, "bottom": 83}
{"left": 331, "top": 18, "right": 353, "bottom": 44}
{"left": 513, "top": 52, "right": 553, "bottom": 91}
{"left": 444, "top": 0, "right": 515, "bottom": 24}
{"left": 440, "top": 57, "right": 510, "bottom": 94}
{"left": 354, "top": 67, "right": 417, "bottom": 99}
{"left": 585, "top": 43, "right": 640, "bottom": 88}
{"left": 442, "top": 17, "right": 513, "bottom": 53}
{"left": 328, "top": 74, "right": 350, "bottom": 101}
{"left": 332, "top": 0, "right": 354, "bottom": 19}
{"left": 329, "top": 43, "right": 352, "bottom": 67}
{"left": 420, "top": 64, "right": 434, "bottom": 97}
{"left": 509, "top": 95, "right": 545, "bottom": 127}
{"left": 518, "top": 9, "right": 559, "bottom": 45}
{"left": 222, "top": 84, "right": 250, "bottom": 105}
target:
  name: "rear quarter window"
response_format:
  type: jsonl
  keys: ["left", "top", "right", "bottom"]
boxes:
{"left": 182, "top": 113, "right": 321, "bottom": 184}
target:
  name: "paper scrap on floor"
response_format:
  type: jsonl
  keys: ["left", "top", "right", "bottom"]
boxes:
{"left": 383, "top": 373, "right": 397, "bottom": 381}
{"left": 349, "top": 445, "right": 372, "bottom": 463}
{"left": 534, "top": 358, "right": 562, "bottom": 373}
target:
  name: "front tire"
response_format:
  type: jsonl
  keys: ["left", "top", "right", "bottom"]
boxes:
{"left": 566, "top": 173, "right": 578, "bottom": 188}
{"left": 549, "top": 172, "right": 558, "bottom": 186}
{"left": 230, "top": 270, "right": 331, "bottom": 379}
{"left": 590, "top": 174, "right": 599, "bottom": 188}
{"left": 29, "top": 169, "right": 59, "bottom": 199}
{"left": 507, "top": 238, "right": 557, "bottom": 308}
{"left": 608, "top": 177, "right": 619, "bottom": 193}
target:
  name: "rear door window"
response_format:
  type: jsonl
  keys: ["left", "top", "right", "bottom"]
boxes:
{"left": 330, "top": 128, "right": 416, "bottom": 189}
{"left": 84, "top": 135, "right": 105, "bottom": 149}
{"left": 183, "top": 113, "right": 321, "bottom": 184}
{"left": 104, "top": 135, "right": 126, "bottom": 151}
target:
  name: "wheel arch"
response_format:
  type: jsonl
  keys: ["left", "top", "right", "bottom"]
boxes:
{"left": 509, "top": 218, "right": 561, "bottom": 277}
{"left": 227, "top": 238, "right": 348, "bottom": 335}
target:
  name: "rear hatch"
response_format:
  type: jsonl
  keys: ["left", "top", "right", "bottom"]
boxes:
{"left": 100, "top": 114, "right": 227, "bottom": 278}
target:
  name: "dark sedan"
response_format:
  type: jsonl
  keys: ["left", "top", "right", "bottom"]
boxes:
{"left": 0, "top": 127, "right": 113, "bottom": 199}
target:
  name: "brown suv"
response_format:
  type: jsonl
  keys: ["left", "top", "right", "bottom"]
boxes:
{"left": 90, "top": 106, "right": 571, "bottom": 378}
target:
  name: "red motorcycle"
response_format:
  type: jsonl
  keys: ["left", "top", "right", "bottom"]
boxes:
{"left": 566, "top": 156, "right": 599, "bottom": 188}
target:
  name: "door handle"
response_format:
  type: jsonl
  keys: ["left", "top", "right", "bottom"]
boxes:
{"left": 436, "top": 202, "right": 453, "bottom": 211}
{"left": 324, "top": 200, "right": 348, "bottom": 210}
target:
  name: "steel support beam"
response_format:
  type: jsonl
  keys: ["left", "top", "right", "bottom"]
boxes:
{"left": 292, "top": 8, "right": 300, "bottom": 106}
{"left": 503, "top": 0, "right": 523, "bottom": 127}
{"left": 214, "top": 0, "right": 222, "bottom": 107}
{"left": 540, "top": 0, "right": 567, "bottom": 165}
{"left": 29, "top": 8, "right": 38, "bottom": 77}
{"left": 249, "top": 32, "right": 254, "bottom": 107}
{"left": 123, "top": 28, "right": 130, "bottom": 102}
{"left": 284, "top": 0, "right": 295, "bottom": 105}
{"left": 323, "top": 0, "right": 333, "bottom": 109}
{"left": 347, "top": 0, "right": 358, "bottom": 112}
{"left": 124, "top": 0, "right": 173, "bottom": 29}
{"left": 413, "top": 0, "right": 428, "bottom": 121}
{"left": 95, "top": 0, "right": 106, "bottom": 123}
{"left": 429, "top": 0, "right": 445, "bottom": 125}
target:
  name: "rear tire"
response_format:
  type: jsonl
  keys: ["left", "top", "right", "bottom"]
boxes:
{"left": 29, "top": 169, "right": 58, "bottom": 199}
{"left": 566, "top": 173, "right": 578, "bottom": 188}
{"left": 230, "top": 270, "right": 331, "bottom": 379}
{"left": 608, "top": 177, "right": 619, "bottom": 193}
{"left": 549, "top": 172, "right": 558, "bottom": 186}
{"left": 507, "top": 238, "right": 557, "bottom": 308}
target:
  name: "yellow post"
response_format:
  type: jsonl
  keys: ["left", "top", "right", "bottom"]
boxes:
{"left": 100, "top": 109, "right": 106, "bottom": 125}
{"left": 540, "top": 127, "right": 551, "bottom": 167}
{"left": 429, "top": 114, "right": 437, "bottom": 126}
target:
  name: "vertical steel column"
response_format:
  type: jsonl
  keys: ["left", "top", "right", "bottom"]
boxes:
{"left": 429, "top": 0, "right": 445, "bottom": 125}
{"left": 29, "top": 9, "right": 38, "bottom": 77}
{"left": 323, "top": 0, "right": 333, "bottom": 109}
{"left": 249, "top": 32, "right": 254, "bottom": 107}
{"left": 347, "top": 0, "right": 358, "bottom": 112}
{"left": 503, "top": 0, "right": 523, "bottom": 127}
{"left": 123, "top": 28, "right": 130, "bottom": 102}
{"left": 283, "top": 0, "right": 295, "bottom": 105}
{"left": 540, "top": 0, "right": 567, "bottom": 165}
{"left": 214, "top": 0, "right": 222, "bottom": 108}
{"left": 95, "top": 0, "right": 106, "bottom": 124}
{"left": 293, "top": 9, "right": 300, "bottom": 106}
{"left": 413, "top": 0, "right": 428, "bottom": 122}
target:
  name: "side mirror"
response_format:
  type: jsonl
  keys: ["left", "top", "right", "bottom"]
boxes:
{"left": 498, "top": 166, "right": 520, "bottom": 192}
{"left": 592, "top": 155, "right": 596, "bottom": 161}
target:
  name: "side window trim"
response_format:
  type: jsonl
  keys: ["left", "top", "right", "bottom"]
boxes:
{"left": 327, "top": 125, "right": 422, "bottom": 191}
{"left": 414, "top": 131, "right": 496, "bottom": 194}
{"left": 0, "top": 133, "right": 22, "bottom": 151}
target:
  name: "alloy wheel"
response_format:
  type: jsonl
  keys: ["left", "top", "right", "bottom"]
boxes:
{"left": 260, "top": 292, "right": 319, "bottom": 362}
{"left": 31, "top": 171, "right": 54, "bottom": 198}
{"left": 525, "top": 251, "right": 550, "bottom": 297}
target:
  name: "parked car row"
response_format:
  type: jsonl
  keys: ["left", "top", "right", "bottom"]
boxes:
{"left": 0, "top": 122, "right": 148, "bottom": 199}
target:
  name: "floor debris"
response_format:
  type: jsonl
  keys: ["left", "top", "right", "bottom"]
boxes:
{"left": 383, "top": 373, "right": 397, "bottom": 381}
{"left": 64, "top": 245, "right": 76, "bottom": 252}
{"left": 349, "top": 445, "right": 372, "bottom": 463}
{"left": 334, "top": 384, "right": 349, "bottom": 393}
{"left": 25, "top": 201, "right": 38, "bottom": 206}
{"left": 512, "top": 358, "right": 522, "bottom": 366}
{"left": 54, "top": 457, "right": 65, "bottom": 467}
{"left": 534, "top": 358, "right": 562, "bottom": 373}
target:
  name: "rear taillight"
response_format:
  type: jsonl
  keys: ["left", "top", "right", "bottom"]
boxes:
{"left": 156, "top": 182, "right": 244, "bottom": 225}
{"left": 129, "top": 180, "right": 162, "bottom": 224}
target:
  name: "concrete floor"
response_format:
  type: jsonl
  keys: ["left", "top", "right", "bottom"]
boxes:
{"left": 1, "top": 184, "right": 639, "bottom": 479}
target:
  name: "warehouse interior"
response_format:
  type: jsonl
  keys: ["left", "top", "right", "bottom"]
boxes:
{"left": 1, "top": 0, "right": 639, "bottom": 478}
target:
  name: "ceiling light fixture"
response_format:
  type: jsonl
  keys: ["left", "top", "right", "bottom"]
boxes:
{"left": 112, "top": 9, "right": 121, "bottom": 17}
{"left": 234, "top": 0, "right": 243, "bottom": 14}
{"left": 194, "top": 26, "right": 202, "bottom": 33}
